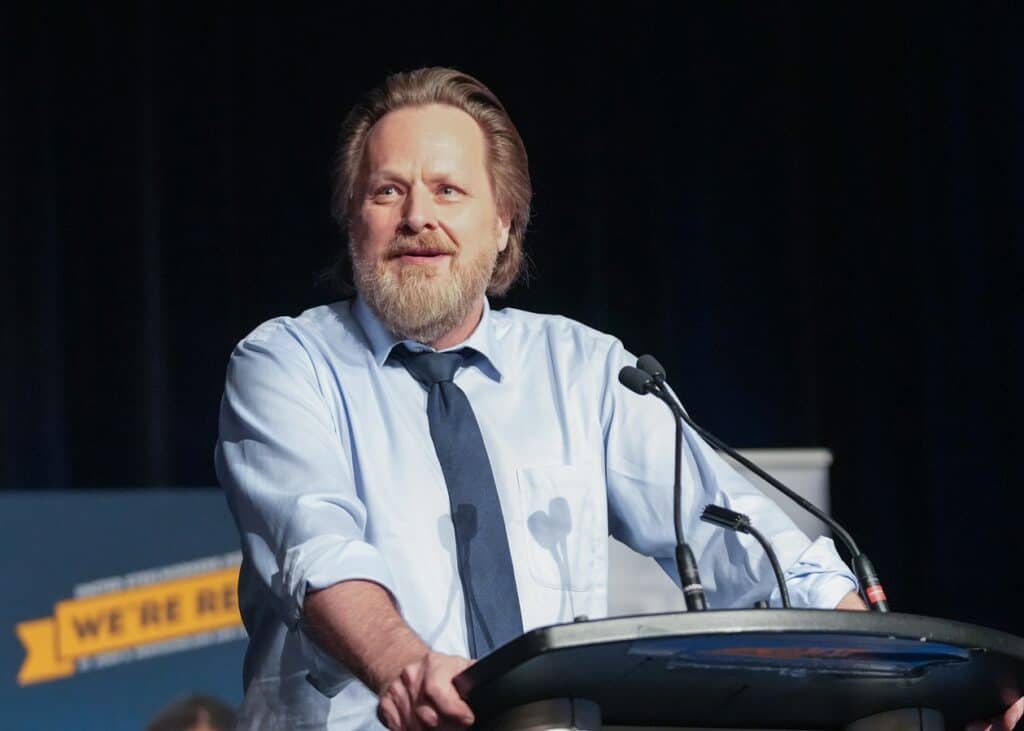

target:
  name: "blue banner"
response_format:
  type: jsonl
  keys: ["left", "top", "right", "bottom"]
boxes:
{"left": 1, "top": 489, "right": 245, "bottom": 730}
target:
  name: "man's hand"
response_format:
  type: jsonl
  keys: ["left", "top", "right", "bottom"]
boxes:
{"left": 303, "top": 581, "right": 476, "bottom": 730}
{"left": 831, "top": 592, "right": 1022, "bottom": 730}
{"left": 377, "top": 651, "right": 475, "bottom": 731}
{"left": 966, "top": 696, "right": 1024, "bottom": 731}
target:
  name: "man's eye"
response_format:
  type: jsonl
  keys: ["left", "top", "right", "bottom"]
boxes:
{"left": 376, "top": 185, "right": 398, "bottom": 196}
{"left": 439, "top": 185, "right": 460, "bottom": 197}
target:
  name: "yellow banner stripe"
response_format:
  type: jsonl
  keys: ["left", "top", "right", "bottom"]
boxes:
{"left": 17, "top": 565, "right": 242, "bottom": 686}
{"left": 15, "top": 618, "right": 75, "bottom": 685}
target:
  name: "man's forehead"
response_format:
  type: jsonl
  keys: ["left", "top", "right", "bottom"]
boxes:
{"left": 364, "top": 103, "right": 487, "bottom": 173}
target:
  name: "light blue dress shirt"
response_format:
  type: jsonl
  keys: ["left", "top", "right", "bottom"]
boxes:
{"left": 215, "top": 296, "right": 856, "bottom": 729}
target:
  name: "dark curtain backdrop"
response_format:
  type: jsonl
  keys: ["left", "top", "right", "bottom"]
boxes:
{"left": 3, "top": 4, "right": 1022, "bottom": 633}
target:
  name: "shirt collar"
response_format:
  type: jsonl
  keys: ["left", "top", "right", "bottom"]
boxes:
{"left": 352, "top": 294, "right": 504, "bottom": 382}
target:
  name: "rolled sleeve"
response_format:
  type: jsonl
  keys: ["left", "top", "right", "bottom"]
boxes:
{"left": 775, "top": 536, "right": 858, "bottom": 609}
{"left": 285, "top": 535, "right": 397, "bottom": 612}
{"left": 215, "top": 319, "right": 397, "bottom": 627}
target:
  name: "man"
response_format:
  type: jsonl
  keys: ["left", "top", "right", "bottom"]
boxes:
{"left": 216, "top": 68, "right": 1022, "bottom": 731}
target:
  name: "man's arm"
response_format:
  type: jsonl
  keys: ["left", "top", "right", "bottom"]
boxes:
{"left": 217, "top": 323, "right": 473, "bottom": 729}
{"left": 304, "top": 580, "right": 475, "bottom": 730}
{"left": 835, "top": 591, "right": 868, "bottom": 610}
{"left": 600, "top": 340, "right": 858, "bottom": 609}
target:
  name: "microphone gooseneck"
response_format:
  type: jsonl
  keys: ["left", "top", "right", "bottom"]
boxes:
{"left": 633, "top": 354, "right": 890, "bottom": 613}
{"left": 618, "top": 366, "right": 708, "bottom": 612}
{"left": 701, "top": 504, "right": 792, "bottom": 608}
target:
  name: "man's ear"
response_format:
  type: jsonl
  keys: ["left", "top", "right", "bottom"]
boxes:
{"left": 496, "top": 213, "right": 511, "bottom": 253}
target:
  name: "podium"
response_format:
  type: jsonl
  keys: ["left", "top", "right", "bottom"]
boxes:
{"left": 454, "top": 610, "right": 1024, "bottom": 730}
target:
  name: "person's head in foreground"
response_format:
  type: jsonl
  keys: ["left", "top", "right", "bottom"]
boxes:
{"left": 145, "top": 694, "right": 236, "bottom": 731}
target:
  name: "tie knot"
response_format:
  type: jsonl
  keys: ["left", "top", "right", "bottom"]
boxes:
{"left": 392, "top": 346, "right": 470, "bottom": 386}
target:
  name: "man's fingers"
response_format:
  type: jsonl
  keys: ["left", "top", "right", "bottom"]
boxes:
{"left": 383, "top": 679, "right": 421, "bottom": 731}
{"left": 381, "top": 652, "right": 475, "bottom": 731}
{"left": 420, "top": 675, "right": 474, "bottom": 725}
{"left": 378, "top": 695, "right": 401, "bottom": 731}
{"left": 966, "top": 696, "right": 1024, "bottom": 731}
{"left": 415, "top": 702, "right": 441, "bottom": 728}
{"left": 1001, "top": 696, "right": 1024, "bottom": 731}
{"left": 399, "top": 663, "right": 428, "bottom": 731}
{"left": 401, "top": 662, "right": 424, "bottom": 693}
{"left": 419, "top": 655, "right": 475, "bottom": 726}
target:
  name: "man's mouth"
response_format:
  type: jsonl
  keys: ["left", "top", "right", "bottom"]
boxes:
{"left": 390, "top": 248, "right": 454, "bottom": 262}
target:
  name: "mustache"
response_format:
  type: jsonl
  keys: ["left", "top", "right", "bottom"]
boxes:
{"left": 385, "top": 232, "right": 457, "bottom": 258}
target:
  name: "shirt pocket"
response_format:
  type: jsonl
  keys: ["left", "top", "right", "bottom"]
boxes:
{"left": 516, "top": 462, "right": 602, "bottom": 592}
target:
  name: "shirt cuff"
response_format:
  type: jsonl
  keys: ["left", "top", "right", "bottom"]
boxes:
{"left": 775, "top": 536, "right": 859, "bottom": 609}
{"left": 282, "top": 535, "right": 400, "bottom": 626}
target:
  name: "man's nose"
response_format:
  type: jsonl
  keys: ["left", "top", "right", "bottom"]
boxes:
{"left": 400, "top": 186, "right": 438, "bottom": 234}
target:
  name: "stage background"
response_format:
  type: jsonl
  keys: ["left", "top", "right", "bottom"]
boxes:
{"left": 3, "top": 1, "right": 1022, "bottom": 720}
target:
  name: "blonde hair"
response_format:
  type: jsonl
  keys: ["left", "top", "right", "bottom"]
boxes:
{"left": 332, "top": 67, "right": 531, "bottom": 296}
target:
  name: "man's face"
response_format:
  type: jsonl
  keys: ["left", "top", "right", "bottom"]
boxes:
{"left": 350, "top": 103, "right": 510, "bottom": 344}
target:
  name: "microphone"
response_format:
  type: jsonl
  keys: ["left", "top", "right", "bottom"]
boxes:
{"left": 618, "top": 365, "right": 656, "bottom": 396}
{"left": 619, "top": 366, "right": 708, "bottom": 612}
{"left": 636, "top": 354, "right": 666, "bottom": 384}
{"left": 701, "top": 504, "right": 792, "bottom": 608}
{"left": 634, "top": 354, "right": 890, "bottom": 612}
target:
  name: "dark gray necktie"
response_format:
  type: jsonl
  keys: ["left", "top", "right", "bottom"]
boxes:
{"left": 391, "top": 345, "right": 524, "bottom": 657}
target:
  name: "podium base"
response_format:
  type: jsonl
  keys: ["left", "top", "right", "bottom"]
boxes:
{"left": 846, "top": 708, "right": 943, "bottom": 731}
{"left": 484, "top": 698, "right": 602, "bottom": 731}
{"left": 483, "top": 701, "right": 943, "bottom": 731}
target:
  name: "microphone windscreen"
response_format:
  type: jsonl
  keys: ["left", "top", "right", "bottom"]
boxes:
{"left": 636, "top": 354, "right": 666, "bottom": 379}
{"left": 618, "top": 366, "right": 653, "bottom": 395}
{"left": 700, "top": 504, "right": 751, "bottom": 533}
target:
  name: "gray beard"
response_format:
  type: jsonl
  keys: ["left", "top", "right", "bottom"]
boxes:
{"left": 351, "top": 241, "right": 497, "bottom": 345}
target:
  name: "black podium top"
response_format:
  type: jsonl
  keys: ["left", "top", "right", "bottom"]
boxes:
{"left": 454, "top": 610, "right": 1024, "bottom": 729}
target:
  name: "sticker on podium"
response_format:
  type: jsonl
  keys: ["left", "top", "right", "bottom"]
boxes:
{"left": 629, "top": 632, "right": 970, "bottom": 677}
